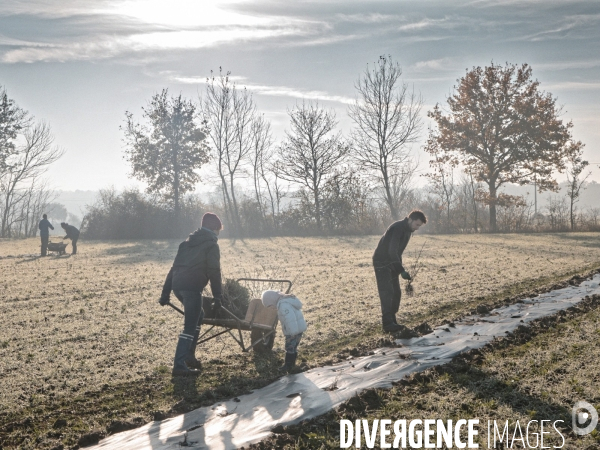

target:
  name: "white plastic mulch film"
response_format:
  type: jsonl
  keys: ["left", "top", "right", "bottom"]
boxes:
{"left": 89, "top": 274, "right": 600, "bottom": 449}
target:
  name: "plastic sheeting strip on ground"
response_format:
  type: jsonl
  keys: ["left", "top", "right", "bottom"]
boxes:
{"left": 89, "top": 274, "right": 600, "bottom": 449}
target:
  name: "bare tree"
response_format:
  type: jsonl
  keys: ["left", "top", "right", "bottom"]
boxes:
{"left": 16, "top": 178, "right": 55, "bottom": 237}
{"left": 1, "top": 122, "right": 63, "bottom": 237}
{"left": 202, "top": 69, "right": 256, "bottom": 237}
{"left": 249, "top": 114, "right": 273, "bottom": 223}
{"left": 457, "top": 170, "right": 482, "bottom": 232}
{"left": 546, "top": 195, "right": 569, "bottom": 231}
{"left": 587, "top": 207, "right": 600, "bottom": 230}
{"left": 276, "top": 101, "right": 349, "bottom": 230}
{"left": 565, "top": 147, "right": 590, "bottom": 231}
{"left": 348, "top": 55, "right": 423, "bottom": 220}
{"left": 265, "top": 161, "right": 288, "bottom": 230}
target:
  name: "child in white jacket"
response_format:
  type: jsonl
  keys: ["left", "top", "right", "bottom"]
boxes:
{"left": 261, "top": 290, "right": 307, "bottom": 373}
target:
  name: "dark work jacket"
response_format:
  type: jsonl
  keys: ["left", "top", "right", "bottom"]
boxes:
{"left": 39, "top": 219, "right": 54, "bottom": 236}
{"left": 161, "top": 228, "right": 223, "bottom": 299}
{"left": 63, "top": 224, "right": 80, "bottom": 240}
{"left": 372, "top": 218, "right": 413, "bottom": 273}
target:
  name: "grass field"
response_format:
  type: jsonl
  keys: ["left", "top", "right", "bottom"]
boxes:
{"left": 1, "top": 233, "right": 600, "bottom": 448}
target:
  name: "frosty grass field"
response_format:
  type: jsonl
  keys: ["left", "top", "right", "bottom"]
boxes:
{"left": 1, "top": 233, "right": 599, "bottom": 448}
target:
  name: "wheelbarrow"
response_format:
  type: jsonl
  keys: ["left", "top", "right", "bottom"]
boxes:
{"left": 166, "top": 278, "right": 292, "bottom": 353}
{"left": 46, "top": 240, "right": 68, "bottom": 255}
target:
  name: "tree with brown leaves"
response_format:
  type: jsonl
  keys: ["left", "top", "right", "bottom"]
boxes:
{"left": 428, "top": 62, "right": 582, "bottom": 231}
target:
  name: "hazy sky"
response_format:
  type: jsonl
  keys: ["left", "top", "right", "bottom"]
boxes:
{"left": 1, "top": 0, "right": 599, "bottom": 192}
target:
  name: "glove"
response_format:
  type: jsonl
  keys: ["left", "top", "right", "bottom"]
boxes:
{"left": 159, "top": 294, "right": 170, "bottom": 306}
{"left": 400, "top": 271, "right": 412, "bottom": 281}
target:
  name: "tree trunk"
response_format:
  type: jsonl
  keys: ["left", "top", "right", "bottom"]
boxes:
{"left": 313, "top": 183, "right": 322, "bottom": 230}
{"left": 219, "top": 172, "right": 235, "bottom": 237}
{"left": 229, "top": 172, "right": 243, "bottom": 238}
{"left": 172, "top": 146, "right": 181, "bottom": 237}
{"left": 382, "top": 173, "right": 399, "bottom": 220}
{"left": 253, "top": 168, "right": 265, "bottom": 224}
{"left": 489, "top": 183, "right": 498, "bottom": 232}
{"left": 570, "top": 196, "right": 575, "bottom": 231}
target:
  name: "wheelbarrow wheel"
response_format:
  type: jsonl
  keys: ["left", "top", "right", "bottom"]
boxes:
{"left": 251, "top": 328, "right": 276, "bottom": 353}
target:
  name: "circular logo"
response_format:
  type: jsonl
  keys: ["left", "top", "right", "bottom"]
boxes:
{"left": 573, "top": 401, "right": 598, "bottom": 435}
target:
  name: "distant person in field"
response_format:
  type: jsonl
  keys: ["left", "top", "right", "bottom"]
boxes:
{"left": 38, "top": 214, "right": 54, "bottom": 256}
{"left": 261, "top": 290, "right": 307, "bottom": 373}
{"left": 159, "top": 212, "right": 224, "bottom": 377}
{"left": 60, "top": 222, "right": 80, "bottom": 255}
{"left": 373, "top": 210, "right": 427, "bottom": 333}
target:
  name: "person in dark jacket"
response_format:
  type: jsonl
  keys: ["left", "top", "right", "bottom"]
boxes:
{"left": 159, "top": 212, "right": 224, "bottom": 376}
{"left": 60, "top": 222, "right": 80, "bottom": 255}
{"left": 373, "top": 210, "right": 427, "bottom": 332}
{"left": 39, "top": 214, "right": 54, "bottom": 256}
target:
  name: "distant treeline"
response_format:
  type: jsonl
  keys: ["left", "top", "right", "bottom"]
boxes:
{"left": 3, "top": 59, "right": 597, "bottom": 240}
{"left": 81, "top": 184, "right": 600, "bottom": 240}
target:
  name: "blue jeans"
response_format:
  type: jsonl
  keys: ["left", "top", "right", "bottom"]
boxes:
{"left": 173, "top": 290, "right": 205, "bottom": 337}
{"left": 172, "top": 290, "right": 204, "bottom": 370}
{"left": 284, "top": 333, "right": 303, "bottom": 354}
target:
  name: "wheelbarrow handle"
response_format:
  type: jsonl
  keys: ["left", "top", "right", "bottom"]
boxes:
{"left": 235, "top": 278, "right": 293, "bottom": 294}
{"left": 167, "top": 301, "right": 184, "bottom": 315}
{"left": 167, "top": 301, "right": 236, "bottom": 321}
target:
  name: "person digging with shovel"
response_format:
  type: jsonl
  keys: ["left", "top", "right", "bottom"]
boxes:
{"left": 159, "top": 212, "right": 224, "bottom": 376}
{"left": 372, "top": 210, "right": 427, "bottom": 333}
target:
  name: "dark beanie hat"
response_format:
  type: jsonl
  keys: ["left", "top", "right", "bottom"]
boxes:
{"left": 201, "top": 212, "right": 223, "bottom": 231}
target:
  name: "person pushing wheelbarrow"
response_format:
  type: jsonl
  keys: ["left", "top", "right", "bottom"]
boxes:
{"left": 159, "top": 213, "right": 224, "bottom": 376}
{"left": 60, "top": 222, "right": 80, "bottom": 255}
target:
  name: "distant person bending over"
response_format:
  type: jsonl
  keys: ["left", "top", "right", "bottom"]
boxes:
{"left": 60, "top": 222, "right": 80, "bottom": 255}
{"left": 372, "top": 210, "right": 427, "bottom": 333}
{"left": 39, "top": 214, "right": 54, "bottom": 256}
{"left": 261, "top": 290, "right": 307, "bottom": 373}
{"left": 159, "top": 212, "right": 224, "bottom": 376}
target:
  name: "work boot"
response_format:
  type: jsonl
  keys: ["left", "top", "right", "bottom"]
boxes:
{"left": 172, "top": 333, "right": 200, "bottom": 376}
{"left": 382, "top": 323, "right": 404, "bottom": 333}
{"left": 185, "top": 324, "right": 202, "bottom": 369}
{"left": 185, "top": 356, "right": 202, "bottom": 370}
{"left": 172, "top": 367, "right": 201, "bottom": 377}
{"left": 279, "top": 352, "right": 297, "bottom": 373}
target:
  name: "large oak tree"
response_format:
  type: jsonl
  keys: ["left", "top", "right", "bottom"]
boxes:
{"left": 428, "top": 63, "right": 582, "bottom": 231}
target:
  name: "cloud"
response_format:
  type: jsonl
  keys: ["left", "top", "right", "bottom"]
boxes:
{"left": 533, "top": 59, "right": 600, "bottom": 71}
{"left": 170, "top": 74, "right": 354, "bottom": 104}
{"left": 0, "top": 0, "right": 113, "bottom": 17}
{"left": 0, "top": 0, "right": 326, "bottom": 63}
{"left": 513, "top": 12, "right": 600, "bottom": 41}
{"left": 411, "top": 57, "right": 457, "bottom": 72}
{"left": 1, "top": 21, "right": 312, "bottom": 63}
{"left": 335, "top": 13, "right": 403, "bottom": 24}
{"left": 544, "top": 81, "right": 600, "bottom": 91}
{"left": 398, "top": 17, "right": 451, "bottom": 32}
